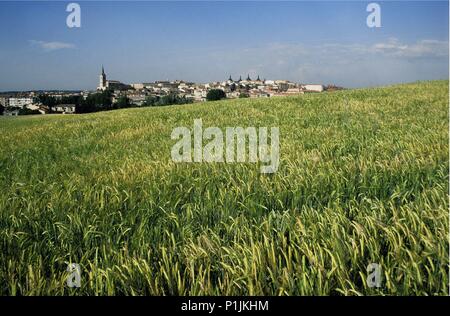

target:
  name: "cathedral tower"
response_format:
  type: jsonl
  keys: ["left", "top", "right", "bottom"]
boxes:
{"left": 98, "top": 65, "right": 106, "bottom": 90}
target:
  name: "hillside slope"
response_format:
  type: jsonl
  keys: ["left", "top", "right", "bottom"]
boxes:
{"left": 0, "top": 80, "right": 448, "bottom": 295}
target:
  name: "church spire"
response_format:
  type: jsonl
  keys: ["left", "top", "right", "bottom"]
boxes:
{"left": 98, "top": 65, "right": 107, "bottom": 91}
{"left": 246, "top": 74, "right": 251, "bottom": 81}
{"left": 228, "top": 75, "right": 232, "bottom": 81}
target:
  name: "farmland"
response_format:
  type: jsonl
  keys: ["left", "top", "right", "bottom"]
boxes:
{"left": 0, "top": 80, "right": 448, "bottom": 295}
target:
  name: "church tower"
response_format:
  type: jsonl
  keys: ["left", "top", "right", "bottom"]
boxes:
{"left": 98, "top": 65, "right": 106, "bottom": 90}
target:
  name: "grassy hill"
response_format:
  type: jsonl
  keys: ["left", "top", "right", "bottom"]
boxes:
{"left": 0, "top": 80, "right": 448, "bottom": 295}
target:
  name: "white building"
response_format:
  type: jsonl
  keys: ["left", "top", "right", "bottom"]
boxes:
{"left": 193, "top": 89, "right": 207, "bottom": 101}
{"left": 131, "top": 83, "right": 145, "bottom": 90}
{"left": 53, "top": 104, "right": 76, "bottom": 114}
{"left": 127, "top": 94, "right": 147, "bottom": 106}
{"left": 25, "top": 104, "right": 40, "bottom": 111}
{"left": 3, "top": 109, "right": 19, "bottom": 116}
{"left": 8, "top": 97, "right": 33, "bottom": 108}
{"left": 0, "top": 97, "right": 9, "bottom": 107}
{"left": 302, "top": 84, "right": 324, "bottom": 92}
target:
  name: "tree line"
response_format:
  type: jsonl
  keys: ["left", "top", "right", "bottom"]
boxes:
{"left": 4, "top": 88, "right": 230, "bottom": 116}
{"left": 36, "top": 90, "right": 194, "bottom": 114}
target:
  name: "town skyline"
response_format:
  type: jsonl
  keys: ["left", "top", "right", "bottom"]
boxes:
{"left": 0, "top": 65, "right": 333, "bottom": 116}
{"left": 0, "top": 65, "right": 329, "bottom": 93}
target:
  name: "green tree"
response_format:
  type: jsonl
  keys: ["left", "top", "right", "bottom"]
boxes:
{"left": 143, "top": 95, "right": 159, "bottom": 107}
{"left": 157, "top": 94, "right": 193, "bottom": 106}
{"left": 18, "top": 108, "right": 40, "bottom": 115}
{"left": 37, "top": 95, "right": 57, "bottom": 107}
{"left": 206, "top": 89, "right": 226, "bottom": 101}
{"left": 114, "top": 96, "right": 131, "bottom": 109}
{"left": 239, "top": 93, "right": 249, "bottom": 98}
{"left": 76, "top": 90, "right": 113, "bottom": 113}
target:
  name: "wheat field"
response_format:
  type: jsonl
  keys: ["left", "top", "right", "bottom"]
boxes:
{"left": 0, "top": 80, "right": 448, "bottom": 295}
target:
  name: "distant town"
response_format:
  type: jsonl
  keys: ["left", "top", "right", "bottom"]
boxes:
{"left": 0, "top": 66, "right": 343, "bottom": 116}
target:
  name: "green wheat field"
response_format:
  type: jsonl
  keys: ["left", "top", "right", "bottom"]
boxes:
{"left": 0, "top": 80, "right": 448, "bottom": 295}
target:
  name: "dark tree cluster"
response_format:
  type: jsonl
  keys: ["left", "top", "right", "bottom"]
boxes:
{"left": 206, "top": 89, "right": 226, "bottom": 101}
{"left": 18, "top": 108, "right": 41, "bottom": 115}
{"left": 76, "top": 90, "right": 113, "bottom": 113}
{"left": 142, "top": 94, "right": 193, "bottom": 107}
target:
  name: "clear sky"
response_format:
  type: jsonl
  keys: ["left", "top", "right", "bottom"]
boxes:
{"left": 0, "top": 0, "right": 448, "bottom": 91}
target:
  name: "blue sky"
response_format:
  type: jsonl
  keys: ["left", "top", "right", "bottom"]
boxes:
{"left": 0, "top": 1, "right": 448, "bottom": 91}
